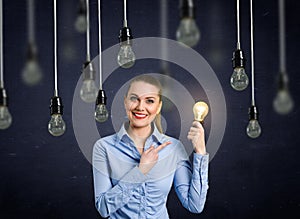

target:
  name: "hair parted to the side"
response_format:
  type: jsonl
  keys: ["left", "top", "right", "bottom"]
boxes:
{"left": 126, "top": 74, "right": 164, "bottom": 133}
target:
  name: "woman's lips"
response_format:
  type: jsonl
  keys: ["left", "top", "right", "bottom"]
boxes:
{"left": 132, "top": 112, "right": 147, "bottom": 119}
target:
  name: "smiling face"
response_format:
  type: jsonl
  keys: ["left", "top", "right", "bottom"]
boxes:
{"left": 124, "top": 81, "right": 162, "bottom": 131}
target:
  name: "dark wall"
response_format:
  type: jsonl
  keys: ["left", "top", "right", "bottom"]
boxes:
{"left": 0, "top": 0, "right": 299, "bottom": 218}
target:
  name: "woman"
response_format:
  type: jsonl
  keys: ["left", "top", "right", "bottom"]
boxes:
{"left": 92, "top": 75, "right": 209, "bottom": 218}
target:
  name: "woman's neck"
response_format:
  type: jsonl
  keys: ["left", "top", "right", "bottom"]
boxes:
{"left": 127, "top": 124, "right": 152, "bottom": 152}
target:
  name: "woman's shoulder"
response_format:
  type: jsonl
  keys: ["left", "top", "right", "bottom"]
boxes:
{"left": 93, "top": 133, "right": 118, "bottom": 150}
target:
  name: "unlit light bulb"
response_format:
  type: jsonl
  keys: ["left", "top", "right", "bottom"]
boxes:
{"left": 48, "top": 114, "right": 66, "bottom": 136}
{"left": 80, "top": 79, "right": 98, "bottom": 103}
{"left": 95, "top": 104, "right": 109, "bottom": 122}
{"left": 230, "top": 67, "right": 249, "bottom": 91}
{"left": 246, "top": 119, "right": 261, "bottom": 138}
{"left": 176, "top": 17, "right": 200, "bottom": 47}
{"left": 22, "top": 59, "right": 42, "bottom": 86}
{"left": 193, "top": 101, "right": 209, "bottom": 123}
{"left": 117, "top": 44, "right": 136, "bottom": 68}
{"left": 273, "top": 89, "right": 294, "bottom": 115}
{"left": 0, "top": 106, "right": 12, "bottom": 129}
{"left": 75, "top": 14, "right": 87, "bottom": 33}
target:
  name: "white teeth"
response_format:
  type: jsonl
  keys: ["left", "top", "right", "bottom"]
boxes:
{"left": 134, "top": 113, "right": 146, "bottom": 118}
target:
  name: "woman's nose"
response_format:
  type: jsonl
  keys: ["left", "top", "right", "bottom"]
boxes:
{"left": 136, "top": 100, "right": 145, "bottom": 110}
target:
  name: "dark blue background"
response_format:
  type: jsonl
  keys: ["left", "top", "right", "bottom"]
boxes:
{"left": 0, "top": 0, "right": 299, "bottom": 218}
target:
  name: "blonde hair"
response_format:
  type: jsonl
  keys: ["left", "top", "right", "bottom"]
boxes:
{"left": 126, "top": 75, "right": 163, "bottom": 133}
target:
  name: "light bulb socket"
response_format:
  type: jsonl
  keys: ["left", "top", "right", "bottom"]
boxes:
{"left": 0, "top": 88, "right": 8, "bottom": 106}
{"left": 26, "top": 42, "right": 38, "bottom": 61}
{"left": 96, "top": 90, "right": 107, "bottom": 105}
{"left": 277, "top": 71, "right": 289, "bottom": 90}
{"left": 248, "top": 105, "right": 258, "bottom": 121}
{"left": 82, "top": 61, "right": 96, "bottom": 80}
{"left": 232, "top": 49, "right": 246, "bottom": 68}
{"left": 119, "top": 27, "right": 133, "bottom": 45}
{"left": 49, "top": 96, "right": 64, "bottom": 115}
{"left": 78, "top": 0, "right": 87, "bottom": 15}
{"left": 179, "top": 0, "right": 195, "bottom": 18}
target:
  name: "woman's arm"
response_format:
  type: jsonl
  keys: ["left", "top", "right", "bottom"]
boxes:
{"left": 173, "top": 153, "right": 209, "bottom": 213}
{"left": 92, "top": 140, "right": 147, "bottom": 218}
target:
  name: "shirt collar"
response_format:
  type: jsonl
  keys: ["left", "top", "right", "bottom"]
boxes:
{"left": 116, "top": 121, "right": 164, "bottom": 145}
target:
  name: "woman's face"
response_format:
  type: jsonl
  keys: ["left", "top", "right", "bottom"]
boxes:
{"left": 124, "top": 81, "right": 162, "bottom": 129}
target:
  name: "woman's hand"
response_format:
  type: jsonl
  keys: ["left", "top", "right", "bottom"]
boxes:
{"left": 187, "top": 121, "right": 206, "bottom": 155}
{"left": 138, "top": 141, "right": 171, "bottom": 175}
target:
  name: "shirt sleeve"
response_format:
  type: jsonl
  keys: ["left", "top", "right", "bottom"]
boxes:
{"left": 92, "top": 140, "right": 148, "bottom": 218}
{"left": 173, "top": 152, "right": 209, "bottom": 213}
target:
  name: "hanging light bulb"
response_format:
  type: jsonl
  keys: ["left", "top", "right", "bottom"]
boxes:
{"left": 95, "top": 0, "right": 109, "bottom": 123}
{"left": 246, "top": 105, "right": 261, "bottom": 138}
{"left": 273, "top": 0, "right": 294, "bottom": 115}
{"left": 95, "top": 90, "right": 109, "bottom": 122}
{"left": 48, "top": 0, "right": 66, "bottom": 136}
{"left": 246, "top": 0, "right": 261, "bottom": 139}
{"left": 80, "top": 0, "right": 98, "bottom": 103}
{"left": 193, "top": 101, "right": 209, "bottom": 124}
{"left": 176, "top": 0, "right": 200, "bottom": 47}
{"left": 273, "top": 72, "right": 294, "bottom": 114}
{"left": 0, "top": 88, "right": 12, "bottom": 129}
{"left": 74, "top": 0, "right": 87, "bottom": 33}
{"left": 117, "top": 0, "right": 136, "bottom": 68}
{"left": 22, "top": 42, "right": 42, "bottom": 86}
{"left": 22, "top": 0, "right": 42, "bottom": 86}
{"left": 230, "top": 0, "right": 249, "bottom": 91}
{"left": 48, "top": 96, "right": 66, "bottom": 136}
{"left": 0, "top": 0, "right": 12, "bottom": 130}
{"left": 80, "top": 61, "right": 98, "bottom": 103}
{"left": 231, "top": 50, "right": 249, "bottom": 91}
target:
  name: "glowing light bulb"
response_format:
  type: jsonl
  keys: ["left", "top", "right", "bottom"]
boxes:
{"left": 80, "top": 62, "right": 98, "bottom": 103}
{"left": 48, "top": 114, "right": 66, "bottom": 136}
{"left": 0, "top": 106, "right": 12, "bottom": 130}
{"left": 246, "top": 105, "right": 261, "bottom": 138}
{"left": 22, "top": 59, "right": 42, "bottom": 86}
{"left": 273, "top": 89, "right": 294, "bottom": 115}
{"left": 246, "top": 119, "right": 261, "bottom": 138}
{"left": 75, "top": 14, "right": 87, "bottom": 33}
{"left": 117, "top": 44, "right": 136, "bottom": 68}
{"left": 48, "top": 97, "right": 66, "bottom": 136}
{"left": 176, "top": 17, "right": 200, "bottom": 47}
{"left": 230, "top": 67, "right": 249, "bottom": 91}
{"left": 95, "top": 90, "right": 109, "bottom": 123}
{"left": 193, "top": 101, "right": 209, "bottom": 123}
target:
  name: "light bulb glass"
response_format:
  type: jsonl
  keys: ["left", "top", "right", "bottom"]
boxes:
{"left": 22, "top": 59, "right": 42, "bottom": 86}
{"left": 48, "top": 114, "right": 66, "bottom": 136}
{"left": 230, "top": 67, "right": 249, "bottom": 91}
{"left": 176, "top": 17, "right": 200, "bottom": 47}
{"left": 95, "top": 104, "right": 109, "bottom": 123}
{"left": 273, "top": 89, "right": 294, "bottom": 115}
{"left": 246, "top": 119, "right": 261, "bottom": 138}
{"left": 80, "top": 79, "right": 98, "bottom": 103}
{"left": 0, "top": 106, "right": 12, "bottom": 129}
{"left": 193, "top": 101, "right": 209, "bottom": 122}
{"left": 117, "top": 44, "right": 136, "bottom": 68}
{"left": 74, "top": 14, "right": 87, "bottom": 33}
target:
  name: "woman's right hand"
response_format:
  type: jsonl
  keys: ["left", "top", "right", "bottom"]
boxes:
{"left": 138, "top": 141, "right": 171, "bottom": 175}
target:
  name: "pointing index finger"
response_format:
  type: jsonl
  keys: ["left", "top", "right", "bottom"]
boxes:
{"left": 155, "top": 141, "right": 171, "bottom": 152}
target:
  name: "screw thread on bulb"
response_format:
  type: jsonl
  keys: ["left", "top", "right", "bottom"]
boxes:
{"left": 119, "top": 27, "right": 133, "bottom": 45}
{"left": 96, "top": 90, "right": 107, "bottom": 105}
{"left": 248, "top": 105, "right": 258, "bottom": 121}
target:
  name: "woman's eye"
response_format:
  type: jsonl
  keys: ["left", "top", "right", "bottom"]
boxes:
{"left": 146, "top": 99, "right": 154, "bottom": 104}
{"left": 130, "top": 96, "right": 138, "bottom": 102}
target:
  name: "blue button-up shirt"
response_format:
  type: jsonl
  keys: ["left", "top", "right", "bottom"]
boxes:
{"left": 93, "top": 123, "right": 209, "bottom": 219}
